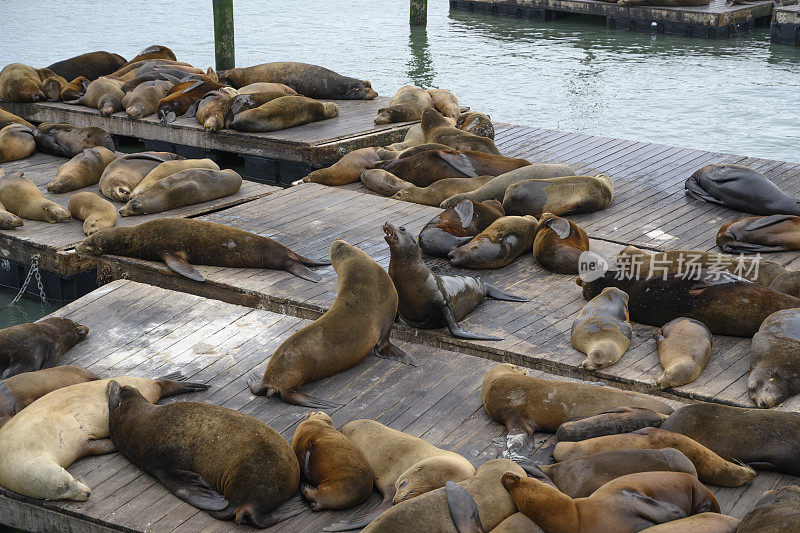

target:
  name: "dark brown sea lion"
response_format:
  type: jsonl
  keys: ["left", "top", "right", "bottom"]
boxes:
{"left": 230, "top": 95, "right": 339, "bottom": 132}
{"left": 107, "top": 382, "right": 302, "bottom": 527}
{"left": 426, "top": 88, "right": 460, "bottom": 120}
{"left": 375, "top": 85, "right": 434, "bottom": 124}
{"left": 219, "top": 62, "right": 378, "bottom": 99}
{"left": 248, "top": 239, "right": 414, "bottom": 407}
{"left": 60, "top": 76, "right": 90, "bottom": 101}
{"left": 195, "top": 87, "right": 237, "bottom": 131}
{"left": 393, "top": 175, "right": 495, "bottom": 206}
{"left": 0, "top": 63, "right": 46, "bottom": 102}
{"left": 0, "top": 171, "right": 71, "bottom": 222}
{"left": 385, "top": 223, "right": 527, "bottom": 341}
{"left": 45, "top": 51, "right": 127, "bottom": 81}
{"left": 556, "top": 407, "right": 670, "bottom": 442}
{"left": 577, "top": 269, "right": 800, "bottom": 337}
{"left": 736, "top": 485, "right": 800, "bottom": 533}
{"left": 749, "top": 309, "right": 800, "bottom": 408}
{"left": 122, "top": 79, "right": 172, "bottom": 118}
{"left": 418, "top": 199, "right": 505, "bottom": 257}
{"left": 300, "top": 147, "right": 381, "bottom": 186}
{"left": 99, "top": 151, "right": 183, "bottom": 202}
{"left": 639, "top": 513, "right": 740, "bottom": 533}
{"left": 47, "top": 146, "right": 118, "bottom": 193}
{"left": 157, "top": 79, "right": 225, "bottom": 123}
{"left": 0, "top": 318, "right": 88, "bottom": 379}
{"left": 291, "top": 411, "right": 373, "bottom": 511}
{"left": 656, "top": 318, "right": 713, "bottom": 389}
{"left": 0, "top": 200, "right": 23, "bottom": 229}
{"left": 222, "top": 90, "right": 292, "bottom": 127}
{"left": 0, "top": 123, "right": 36, "bottom": 163}
{"left": 449, "top": 215, "right": 539, "bottom": 269}
{"left": 131, "top": 158, "right": 219, "bottom": 196}
{"left": 69, "top": 191, "right": 117, "bottom": 235}
{"left": 76, "top": 217, "right": 330, "bottom": 282}
{"left": 421, "top": 108, "right": 500, "bottom": 155}
{"left": 502, "top": 174, "right": 614, "bottom": 218}
{"left": 107, "top": 58, "right": 191, "bottom": 80}
{"left": 37, "top": 71, "right": 68, "bottom": 102}
{"left": 571, "top": 287, "right": 631, "bottom": 370}
{"left": 456, "top": 111, "right": 494, "bottom": 139}
{"left": 360, "top": 169, "right": 413, "bottom": 196}
{"left": 34, "top": 123, "right": 115, "bottom": 157}
{"left": 716, "top": 215, "right": 800, "bottom": 253}
{"left": 0, "top": 108, "right": 33, "bottom": 130}
{"left": 532, "top": 212, "right": 590, "bottom": 274}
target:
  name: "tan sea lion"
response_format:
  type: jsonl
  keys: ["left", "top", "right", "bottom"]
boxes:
{"left": 38, "top": 72, "right": 68, "bottom": 102}
{"left": 393, "top": 175, "right": 495, "bottom": 206}
{"left": 374, "top": 149, "right": 531, "bottom": 186}
{"left": 47, "top": 146, "right": 118, "bottom": 193}
{"left": 131, "top": 157, "right": 220, "bottom": 196}
{"left": 749, "top": 309, "right": 800, "bottom": 408}
{"left": 219, "top": 62, "right": 378, "bottom": 99}
{"left": 291, "top": 412, "right": 373, "bottom": 511}
{"left": 375, "top": 85, "right": 434, "bottom": 124}
{"left": 66, "top": 76, "right": 125, "bottom": 115}
{"left": 0, "top": 199, "right": 23, "bottom": 229}
{"left": 736, "top": 485, "right": 800, "bottom": 533}
{"left": 0, "top": 317, "right": 88, "bottom": 379}
{"left": 360, "top": 169, "right": 413, "bottom": 196}
{"left": 716, "top": 215, "right": 800, "bottom": 253}
{"left": 99, "top": 151, "right": 183, "bottom": 202}
{"left": 157, "top": 79, "right": 225, "bottom": 123}
{"left": 237, "top": 82, "right": 297, "bottom": 95}
{"left": 125, "top": 45, "right": 177, "bottom": 65}
{"left": 0, "top": 63, "right": 46, "bottom": 102}
{"left": 502, "top": 174, "right": 614, "bottom": 218}
{"left": 248, "top": 239, "right": 414, "bottom": 406}
{"left": 656, "top": 318, "right": 713, "bottom": 389}
{"left": 60, "top": 76, "right": 90, "bottom": 101}
{"left": 300, "top": 147, "right": 381, "bottom": 186}
{"left": 195, "top": 88, "right": 238, "bottom": 131}
{"left": 571, "top": 287, "right": 632, "bottom": 370}
{"left": 0, "top": 108, "right": 33, "bottom": 130}
{"left": 418, "top": 199, "right": 505, "bottom": 257}
{"left": 222, "top": 90, "right": 297, "bottom": 127}
{"left": 456, "top": 111, "right": 494, "bottom": 140}
{"left": 639, "top": 513, "right": 740, "bottom": 532}
{"left": 122, "top": 79, "right": 172, "bottom": 118}
{"left": 68, "top": 191, "right": 117, "bottom": 235}
{"left": 426, "top": 88, "right": 460, "bottom": 120}
{"left": 0, "top": 123, "right": 36, "bottom": 163}
{"left": 385, "top": 123, "right": 425, "bottom": 151}
{"left": 120, "top": 168, "right": 241, "bottom": 216}
{"left": 532, "top": 212, "right": 590, "bottom": 274}
{"left": 0, "top": 171, "right": 71, "bottom": 223}
{"left": 556, "top": 407, "right": 671, "bottom": 442}
{"left": 230, "top": 95, "right": 339, "bottom": 132}
{"left": 421, "top": 108, "right": 500, "bottom": 155}
{"left": 34, "top": 123, "right": 115, "bottom": 157}
{"left": 45, "top": 51, "right": 127, "bottom": 81}
{"left": 448, "top": 215, "right": 539, "bottom": 269}
{"left": 768, "top": 270, "right": 800, "bottom": 298}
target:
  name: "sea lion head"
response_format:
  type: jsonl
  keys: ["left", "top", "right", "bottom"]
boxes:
{"left": 748, "top": 368, "right": 785, "bottom": 409}
{"left": 75, "top": 231, "right": 107, "bottom": 256}
{"left": 65, "top": 319, "right": 90, "bottom": 341}
{"left": 119, "top": 197, "right": 146, "bottom": 217}
{"left": 40, "top": 202, "right": 72, "bottom": 223}
{"left": 98, "top": 92, "right": 123, "bottom": 117}
{"left": 304, "top": 411, "right": 334, "bottom": 425}
{"left": 345, "top": 80, "right": 377, "bottom": 100}
{"left": 383, "top": 222, "right": 417, "bottom": 256}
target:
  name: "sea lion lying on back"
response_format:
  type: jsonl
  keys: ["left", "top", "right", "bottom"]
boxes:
{"left": 219, "top": 62, "right": 378, "bottom": 99}
{"left": 418, "top": 199, "right": 505, "bottom": 257}
{"left": 449, "top": 215, "right": 539, "bottom": 269}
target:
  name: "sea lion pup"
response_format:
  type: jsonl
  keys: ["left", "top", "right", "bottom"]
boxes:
{"left": 291, "top": 412, "right": 373, "bottom": 511}
{"left": 156, "top": 79, "right": 225, "bottom": 123}
{"left": 248, "top": 240, "right": 414, "bottom": 407}
{"left": 482, "top": 364, "right": 673, "bottom": 458}
{"left": 655, "top": 318, "right": 712, "bottom": 389}
{"left": 639, "top": 513, "right": 740, "bottom": 533}
{"left": 68, "top": 192, "right": 117, "bottom": 235}
{"left": 419, "top": 199, "right": 505, "bottom": 256}
{"left": 66, "top": 76, "right": 125, "bottom": 115}
{"left": 194, "top": 87, "right": 237, "bottom": 131}
{"left": 553, "top": 427, "right": 756, "bottom": 487}
{"left": 502, "top": 174, "right": 614, "bottom": 218}
{"left": 0, "top": 63, "right": 46, "bottom": 102}
{"left": 0, "top": 171, "right": 71, "bottom": 223}
{"left": 0, "top": 375, "right": 207, "bottom": 501}
{"left": 532, "top": 213, "right": 590, "bottom": 274}
{"left": 0, "top": 108, "right": 33, "bottom": 130}
{"left": 0, "top": 200, "right": 23, "bottom": 229}
{"left": 374, "top": 85, "right": 434, "bottom": 124}
{"left": 737, "top": 485, "right": 800, "bottom": 533}
{"left": 47, "top": 146, "right": 118, "bottom": 193}
{"left": 45, "top": 51, "right": 127, "bottom": 81}
{"left": 0, "top": 317, "right": 88, "bottom": 378}
{"left": 131, "top": 157, "right": 220, "bottom": 196}
{"left": 440, "top": 164, "right": 575, "bottom": 209}
{"left": 122, "top": 79, "right": 172, "bottom": 118}
{"left": 456, "top": 111, "right": 494, "bottom": 140}
{"left": 230, "top": 95, "right": 339, "bottom": 132}
{"left": 238, "top": 82, "right": 297, "bottom": 95}
{"left": 107, "top": 382, "right": 302, "bottom": 527}
{"left": 421, "top": 108, "right": 500, "bottom": 155}
{"left": 577, "top": 269, "right": 800, "bottom": 337}
{"left": 300, "top": 147, "right": 381, "bottom": 186}
{"left": 60, "top": 76, "right": 90, "bottom": 101}
{"left": 426, "top": 88, "right": 460, "bottom": 120}
{"left": 768, "top": 270, "right": 800, "bottom": 297}
{"left": 99, "top": 151, "right": 183, "bottom": 202}
{"left": 686, "top": 164, "right": 800, "bottom": 216}
{"left": 360, "top": 169, "right": 413, "bottom": 196}
{"left": 0, "top": 123, "right": 36, "bottom": 163}
{"left": 716, "top": 215, "right": 800, "bottom": 253}
{"left": 34, "top": 123, "right": 115, "bottom": 157}
{"left": 120, "top": 168, "right": 242, "bottom": 216}
{"left": 749, "top": 309, "right": 800, "bottom": 408}
{"left": 556, "top": 407, "right": 670, "bottom": 442}
{"left": 219, "top": 61, "right": 378, "bottom": 99}
{"left": 393, "top": 175, "right": 496, "bottom": 206}
{"left": 385, "top": 222, "right": 527, "bottom": 341}
{"left": 76, "top": 217, "right": 329, "bottom": 282}
{"left": 0, "top": 365, "right": 100, "bottom": 428}
{"left": 449, "top": 215, "right": 539, "bottom": 269}
{"left": 571, "top": 287, "right": 632, "bottom": 370}
{"left": 501, "top": 470, "right": 719, "bottom": 533}
{"left": 38, "top": 72, "right": 68, "bottom": 102}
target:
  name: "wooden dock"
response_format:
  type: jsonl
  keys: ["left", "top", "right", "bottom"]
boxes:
{"left": 772, "top": 4, "right": 800, "bottom": 44}
{"left": 1, "top": 280, "right": 797, "bottom": 532}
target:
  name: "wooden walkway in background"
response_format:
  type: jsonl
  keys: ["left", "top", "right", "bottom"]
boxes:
{"left": 1, "top": 280, "right": 796, "bottom": 532}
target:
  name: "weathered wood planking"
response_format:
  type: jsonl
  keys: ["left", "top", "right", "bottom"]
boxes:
{"left": 772, "top": 4, "right": 800, "bottom": 45}
{"left": 0, "top": 280, "right": 795, "bottom": 532}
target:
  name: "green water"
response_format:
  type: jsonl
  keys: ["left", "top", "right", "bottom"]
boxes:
{"left": 0, "top": 290, "right": 61, "bottom": 328}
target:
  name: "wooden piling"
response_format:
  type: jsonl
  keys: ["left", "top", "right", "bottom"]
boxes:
{"left": 212, "top": 0, "right": 235, "bottom": 71}
{"left": 411, "top": 0, "right": 428, "bottom": 25}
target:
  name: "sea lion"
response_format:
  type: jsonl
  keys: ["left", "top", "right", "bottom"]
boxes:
{"left": 418, "top": 199, "right": 505, "bottom": 257}
{"left": 686, "top": 164, "right": 800, "bottom": 216}
{"left": 195, "top": 88, "right": 238, "bottom": 131}
{"left": 60, "top": 76, "right": 90, "bottom": 101}
{"left": 119, "top": 72, "right": 181, "bottom": 93}
{"left": 375, "top": 85, "right": 434, "bottom": 124}
{"left": 76, "top": 217, "right": 330, "bottom": 282}
{"left": 120, "top": 168, "right": 242, "bottom": 216}
{"left": 222, "top": 90, "right": 295, "bottom": 127}
{"left": 656, "top": 318, "right": 713, "bottom": 389}
{"left": 45, "top": 51, "right": 127, "bottom": 81}
{"left": 66, "top": 76, "right": 125, "bottom": 115}
{"left": 157, "top": 79, "right": 225, "bottom": 123}
{"left": 107, "top": 382, "right": 302, "bottom": 527}
{"left": 122, "top": 79, "right": 172, "bottom": 118}
{"left": 360, "top": 169, "right": 413, "bottom": 196}
{"left": 553, "top": 427, "right": 756, "bottom": 487}
{"left": 571, "top": 287, "right": 632, "bottom": 370}
{"left": 108, "top": 58, "right": 191, "bottom": 80}
{"left": 639, "top": 513, "right": 740, "bottom": 533}
{"left": 125, "top": 45, "right": 177, "bottom": 64}
{"left": 488, "top": 513, "right": 543, "bottom": 533}
{"left": 300, "top": 147, "right": 381, "bottom": 186}
{"left": 0, "top": 171, "right": 71, "bottom": 222}
{"left": 577, "top": 269, "right": 800, "bottom": 337}
{"left": 99, "top": 151, "right": 183, "bottom": 202}
{"left": 0, "top": 63, "right": 46, "bottom": 102}
{"left": 0, "top": 365, "right": 100, "bottom": 428}
{"left": 0, "top": 375, "right": 207, "bottom": 501}
{"left": 502, "top": 174, "right": 614, "bottom": 218}
{"left": 0, "top": 123, "right": 36, "bottom": 163}
{"left": 68, "top": 191, "right": 117, "bottom": 235}
{"left": 440, "top": 164, "right": 575, "bottom": 209}
{"left": 377, "top": 142, "right": 452, "bottom": 161}
{"left": 448, "top": 215, "right": 539, "bottom": 269}
{"left": 47, "top": 146, "right": 118, "bottom": 193}
{"left": 38, "top": 73, "right": 68, "bottom": 102}
{"left": 131, "top": 158, "right": 220, "bottom": 196}
{"left": 219, "top": 62, "right": 378, "bottom": 99}
{"left": 736, "top": 485, "right": 800, "bottom": 533}
{"left": 385, "top": 222, "right": 527, "bottom": 340}
{"left": 34, "top": 123, "right": 115, "bottom": 157}
{"left": 501, "top": 471, "right": 719, "bottom": 533}
{"left": 230, "top": 95, "right": 339, "bottom": 132}
{"left": 426, "top": 88, "right": 460, "bottom": 120}
{"left": 291, "top": 412, "right": 373, "bottom": 511}
{"left": 385, "top": 123, "right": 425, "bottom": 151}
{"left": 456, "top": 111, "right": 494, "bottom": 140}
{"left": 237, "top": 82, "right": 297, "bottom": 95}
{"left": 532, "top": 213, "right": 590, "bottom": 274}
{"left": 0, "top": 200, "right": 23, "bottom": 229}
{"left": 393, "top": 175, "right": 496, "bottom": 207}
{"left": 716, "top": 215, "right": 800, "bottom": 253}
{"left": 247, "top": 239, "right": 414, "bottom": 406}
{"left": 768, "top": 270, "right": 800, "bottom": 298}
{"left": 749, "top": 309, "right": 800, "bottom": 408}
{"left": 0, "top": 108, "right": 33, "bottom": 130}
{"left": 482, "top": 364, "right": 673, "bottom": 458}
{"left": 421, "top": 108, "right": 500, "bottom": 155}
{"left": 556, "top": 407, "right": 670, "bottom": 442}
{"left": 0, "top": 317, "right": 88, "bottom": 379}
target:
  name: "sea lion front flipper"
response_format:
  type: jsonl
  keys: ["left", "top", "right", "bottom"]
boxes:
{"left": 442, "top": 305, "right": 503, "bottom": 341}
{"left": 162, "top": 251, "right": 205, "bottom": 281}
{"left": 625, "top": 491, "right": 688, "bottom": 524}
{"left": 281, "top": 389, "right": 342, "bottom": 409}
{"left": 296, "top": 254, "right": 332, "bottom": 267}
{"left": 182, "top": 98, "right": 200, "bottom": 119}
{"left": 371, "top": 341, "right": 419, "bottom": 366}
{"left": 454, "top": 200, "right": 475, "bottom": 228}
{"left": 719, "top": 241, "right": 789, "bottom": 254}
{"left": 82, "top": 438, "right": 116, "bottom": 456}
{"left": 285, "top": 260, "right": 323, "bottom": 282}
{"left": 483, "top": 282, "right": 529, "bottom": 302}
{"left": 438, "top": 152, "right": 479, "bottom": 178}
{"left": 684, "top": 179, "right": 725, "bottom": 206}
{"left": 744, "top": 214, "right": 798, "bottom": 231}
{"left": 445, "top": 481, "right": 484, "bottom": 533}
{"left": 0, "top": 380, "right": 15, "bottom": 418}
{"left": 323, "top": 495, "right": 393, "bottom": 532}
{"left": 154, "top": 468, "right": 229, "bottom": 511}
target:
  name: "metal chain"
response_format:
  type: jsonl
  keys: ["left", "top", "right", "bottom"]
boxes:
{"left": 0, "top": 254, "right": 46, "bottom": 312}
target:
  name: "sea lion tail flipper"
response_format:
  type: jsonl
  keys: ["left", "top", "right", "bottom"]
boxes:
{"left": 162, "top": 251, "right": 205, "bottom": 281}
{"left": 154, "top": 468, "right": 229, "bottom": 511}
{"left": 296, "top": 254, "right": 332, "bottom": 267}
{"left": 372, "top": 342, "right": 419, "bottom": 366}
{"left": 684, "top": 179, "right": 724, "bottom": 206}
{"left": 281, "top": 389, "right": 342, "bottom": 410}
{"left": 443, "top": 306, "right": 503, "bottom": 341}
{"left": 155, "top": 374, "right": 210, "bottom": 397}
{"left": 627, "top": 492, "right": 688, "bottom": 524}
{"left": 323, "top": 496, "right": 393, "bottom": 531}
{"left": 445, "top": 481, "right": 485, "bottom": 533}
{"left": 247, "top": 495, "right": 308, "bottom": 528}
{"left": 285, "top": 260, "right": 323, "bottom": 282}
{"left": 483, "top": 282, "right": 530, "bottom": 302}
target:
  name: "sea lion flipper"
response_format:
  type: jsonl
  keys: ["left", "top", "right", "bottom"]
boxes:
{"left": 371, "top": 342, "right": 419, "bottom": 366}
{"left": 182, "top": 99, "right": 200, "bottom": 119}
{"left": 445, "top": 481, "right": 484, "bottom": 533}
{"left": 443, "top": 306, "right": 503, "bottom": 341}
{"left": 437, "top": 152, "right": 478, "bottom": 178}
{"left": 0, "top": 381, "right": 15, "bottom": 419}
{"left": 744, "top": 214, "right": 798, "bottom": 231}
{"left": 285, "top": 260, "right": 323, "bottom": 282}
{"left": 625, "top": 491, "right": 688, "bottom": 524}
{"left": 250, "top": 495, "right": 308, "bottom": 528}
{"left": 297, "top": 255, "right": 332, "bottom": 267}
{"left": 82, "top": 438, "right": 116, "bottom": 456}
{"left": 454, "top": 200, "right": 474, "bottom": 228}
{"left": 483, "top": 282, "right": 529, "bottom": 302}
{"left": 323, "top": 497, "right": 393, "bottom": 531}
{"left": 154, "top": 468, "right": 229, "bottom": 511}
{"left": 684, "top": 181, "right": 724, "bottom": 206}
{"left": 281, "top": 390, "right": 342, "bottom": 409}
{"left": 720, "top": 241, "right": 788, "bottom": 254}
{"left": 162, "top": 252, "right": 205, "bottom": 281}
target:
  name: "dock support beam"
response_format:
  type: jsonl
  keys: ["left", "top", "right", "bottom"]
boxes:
{"left": 411, "top": 0, "right": 428, "bottom": 25}
{"left": 212, "top": 0, "right": 235, "bottom": 71}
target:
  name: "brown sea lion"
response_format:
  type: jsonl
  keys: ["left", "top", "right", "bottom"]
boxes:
{"left": 237, "top": 82, "right": 297, "bottom": 95}
{"left": 0, "top": 108, "right": 33, "bottom": 130}
{"left": 195, "top": 88, "right": 238, "bottom": 131}
{"left": 448, "top": 215, "right": 539, "bottom": 269}
{"left": 456, "top": 111, "right": 494, "bottom": 140}
{"left": 47, "top": 146, "right": 118, "bottom": 193}
{"left": 393, "top": 175, "right": 495, "bottom": 206}
{"left": 131, "top": 158, "right": 220, "bottom": 196}
{"left": 34, "top": 123, "right": 115, "bottom": 157}
{"left": 571, "top": 287, "right": 632, "bottom": 370}
{"left": 107, "top": 382, "right": 302, "bottom": 527}
{"left": 157, "top": 79, "right": 225, "bottom": 123}
{"left": 248, "top": 239, "right": 414, "bottom": 407}
{"left": 768, "top": 270, "right": 800, "bottom": 298}
{"left": 736, "top": 485, "right": 800, "bottom": 533}
{"left": 532, "top": 213, "right": 590, "bottom": 274}
{"left": 639, "top": 513, "right": 740, "bottom": 532}
{"left": 107, "top": 59, "right": 191, "bottom": 80}
{"left": 0, "top": 199, "right": 23, "bottom": 229}
{"left": 0, "top": 63, "right": 46, "bottom": 102}
{"left": 421, "top": 108, "right": 500, "bottom": 155}
{"left": 38, "top": 72, "right": 68, "bottom": 102}
{"left": 656, "top": 318, "right": 713, "bottom": 389}
{"left": 219, "top": 62, "right": 377, "bottom": 99}
{"left": 360, "top": 169, "right": 413, "bottom": 196}
{"left": 716, "top": 215, "right": 800, "bottom": 253}
{"left": 222, "top": 90, "right": 296, "bottom": 127}
{"left": 385, "top": 222, "right": 527, "bottom": 340}
{"left": 502, "top": 174, "right": 614, "bottom": 218}
{"left": 556, "top": 407, "right": 670, "bottom": 442}
{"left": 0, "top": 123, "right": 36, "bottom": 163}
{"left": 418, "top": 199, "right": 505, "bottom": 257}
{"left": 300, "top": 147, "right": 381, "bottom": 186}
{"left": 76, "top": 217, "right": 330, "bottom": 282}
{"left": 230, "top": 95, "right": 339, "bottom": 132}
{"left": 426, "top": 88, "right": 460, "bottom": 120}
{"left": 0, "top": 317, "right": 88, "bottom": 379}
{"left": 375, "top": 85, "right": 434, "bottom": 124}
{"left": 60, "top": 76, "right": 90, "bottom": 101}
{"left": 749, "top": 309, "right": 800, "bottom": 408}
{"left": 122, "top": 79, "right": 172, "bottom": 118}
{"left": 66, "top": 76, "right": 125, "bottom": 115}
{"left": 125, "top": 45, "right": 177, "bottom": 65}
{"left": 291, "top": 412, "right": 373, "bottom": 511}
{"left": 45, "top": 51, "right": 127, "bottom": 81}
{"left": 68, "top": 191, "right": 117, "bottom": 235}
{"left": 99, "top": 151, "right": 183, "bottom": 202}
{"left": 488, "top": 513, "right": 544, "bottom": 533}
{"left": 0, "top": 171, "right": 71, "bottom": 222}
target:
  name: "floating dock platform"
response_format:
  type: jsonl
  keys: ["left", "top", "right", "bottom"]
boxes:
{"left": 772, "top": 4, "right": 800, "bottom": 44}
